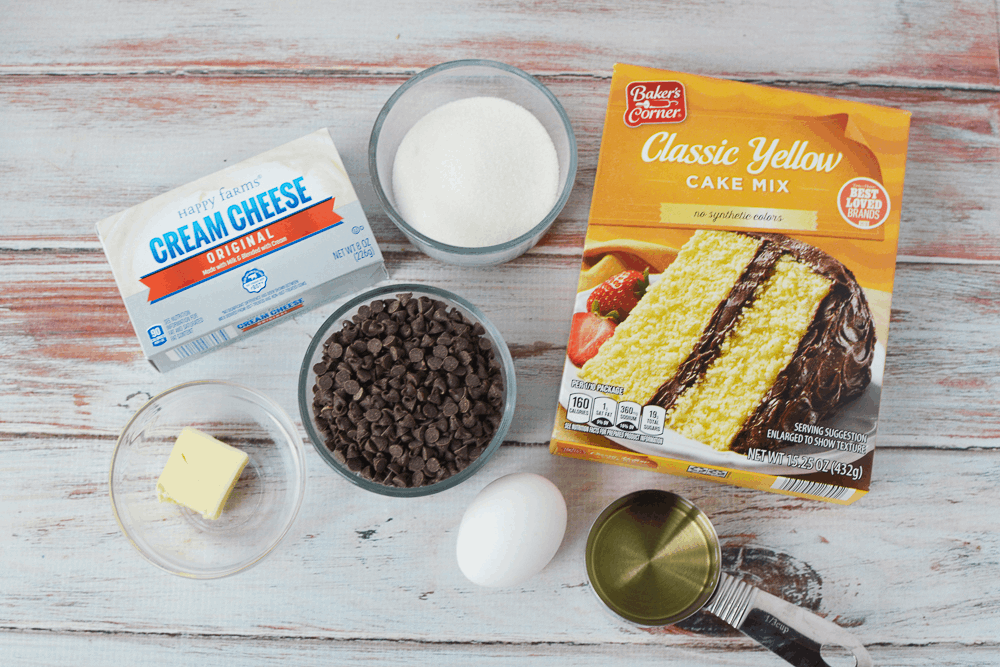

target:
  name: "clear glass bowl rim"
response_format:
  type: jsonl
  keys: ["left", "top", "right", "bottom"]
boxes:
{"left": 368, "top": 58, "right": 578, "bottom": 258}
{"left": 108, "top": 379, "right": 307, "bottom": 578}
{"left": 298, "top": 282, "right": 517, "bottom": 497}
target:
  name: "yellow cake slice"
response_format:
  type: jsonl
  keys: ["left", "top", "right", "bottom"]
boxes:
{"left": 578, "top": 229, "right": 763, "bottom": 404}
{"left": 577, "top": 229, "right": 876, "bottom": 454}
{"left": 666, "top": 256, "right": 832, "bottom": 450}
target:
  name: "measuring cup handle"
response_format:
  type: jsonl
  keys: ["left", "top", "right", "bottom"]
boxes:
{"left": 707, "top": 574, "right": 873, "bottom": 667}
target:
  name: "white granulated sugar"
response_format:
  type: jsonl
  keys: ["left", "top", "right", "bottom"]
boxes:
{"left": 392, "top": 96, "right": 560, "bottom": 248}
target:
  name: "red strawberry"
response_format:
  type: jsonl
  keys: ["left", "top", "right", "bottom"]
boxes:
{"left": 586, "top": 268, "right": 650, "bottom": 322}
{"left": 567, "top": 310, "right": 616, "bottom": 367}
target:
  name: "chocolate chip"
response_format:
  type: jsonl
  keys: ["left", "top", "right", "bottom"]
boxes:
{"left": 312, "top": 293, "right": 505, "bottom": 489}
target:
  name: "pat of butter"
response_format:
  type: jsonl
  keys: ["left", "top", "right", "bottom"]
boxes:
{"left": 156, "top": 427, "right": 250, "bottom": 520}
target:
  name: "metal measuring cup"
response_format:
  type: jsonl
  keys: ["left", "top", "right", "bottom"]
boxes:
{"left": 586, "top": 490, "right": 872, "bottom": 667}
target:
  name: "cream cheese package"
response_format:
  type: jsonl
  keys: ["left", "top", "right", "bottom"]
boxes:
{"left": 97, "top": 129, "right": 387, "bottom": 371}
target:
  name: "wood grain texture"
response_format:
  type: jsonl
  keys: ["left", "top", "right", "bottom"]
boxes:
{"left": 2, "top": 254, "right": 998, "bottom": 447}
{"left": 3, "top": 447, "right": 1000, "bottom": 645}
{"left": 2, "top": 0, "right": 998, "bottom": 88}
{"left": 4, "top": 635, "right": 1000, "bottom": 667}
{"left": 3, "top": 0, "right": 1000, "bottom": 663}
{"left": 2, "top": 78, "right": 1000, "bottom": 262}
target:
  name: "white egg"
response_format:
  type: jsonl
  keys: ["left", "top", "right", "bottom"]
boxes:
{"left": 455, "top": 472, "right": 568, "bottom": 587}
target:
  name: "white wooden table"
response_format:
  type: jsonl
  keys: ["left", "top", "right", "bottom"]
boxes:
{"left": 2, "top": 2, "right": 999, "bottom": 664}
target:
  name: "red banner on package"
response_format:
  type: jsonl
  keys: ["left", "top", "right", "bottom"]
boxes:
{"left": 141, "top": 198, "right": 342, "bottom": 303}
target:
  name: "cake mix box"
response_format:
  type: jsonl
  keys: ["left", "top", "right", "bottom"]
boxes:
{"left": 97, "top": 129, "right": 387, "bottom": 371}
{"left": 549, "top": 64, "right": 911, "bottom": 504}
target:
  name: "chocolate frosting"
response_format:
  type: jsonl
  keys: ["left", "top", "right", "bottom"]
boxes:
{"left": 649, "top": 232, "right": 876, "bottom": 454}
{"left": 649, "top": 239, "right": 780, "bottom": 409}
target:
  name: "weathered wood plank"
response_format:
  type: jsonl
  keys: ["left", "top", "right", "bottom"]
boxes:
{"left": 1, "top": 447, "right": 998, "bottom": 647}
{"left": 3, "top": 2, "right": 999, "bottom": 664}
{"left": 1, "top": 253, "right": 997, "bottom": 447}
{"left": 2, "top": 0, "right": 997, "bottom": 88}
{"left": 1, "top": 77, "right": 998, "bottom": 262}
{"left": 2, "top": 631, "right": 998, "bottom": 667}
{"left": 0, "top": 251, "right": 580, "bottom": 444}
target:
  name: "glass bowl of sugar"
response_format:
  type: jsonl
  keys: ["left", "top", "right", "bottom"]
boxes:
{"left": 369, "top": 60, "right": 577, "bottom": 266}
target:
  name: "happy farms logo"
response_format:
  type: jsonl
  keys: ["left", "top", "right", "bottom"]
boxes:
{"left": 624, "top": 80, "right": 687, "bottom": 128}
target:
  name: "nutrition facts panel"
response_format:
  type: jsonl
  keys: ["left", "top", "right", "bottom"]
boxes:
{"left": 566, "top": 392, "right": 666, "bottom": 439}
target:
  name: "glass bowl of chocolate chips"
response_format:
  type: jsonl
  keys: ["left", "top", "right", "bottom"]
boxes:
{"left": 298, "top": 283, "right": 516, "bottom": 496}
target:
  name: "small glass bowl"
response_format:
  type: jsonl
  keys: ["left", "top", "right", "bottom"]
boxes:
{"left": 298, "top": 283, "right": 517, "bottom": 497}
{"left": 369, "top": 59, "right": 577, "bottom": 266}
{"left": 109, "top": 381, "right": 306, "bottom": 578}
